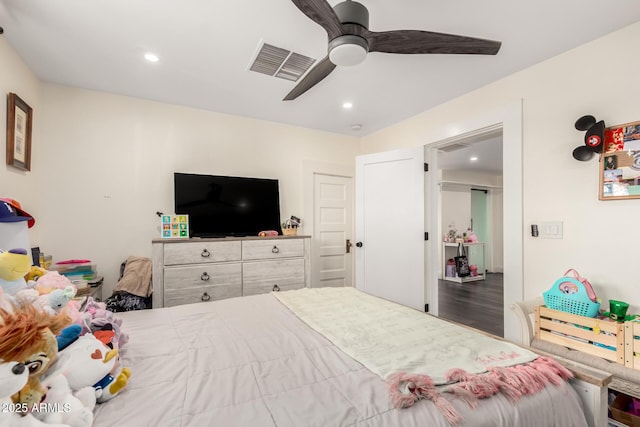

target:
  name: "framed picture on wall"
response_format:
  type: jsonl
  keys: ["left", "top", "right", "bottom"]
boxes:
{"left": 6, "top": 92, "right": 33, "bottom": 171}
{"left": 599, "top": 120, "right": 640, "bottom": 200}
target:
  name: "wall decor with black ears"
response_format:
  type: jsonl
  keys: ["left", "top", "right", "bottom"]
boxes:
{"left": 572, "top": 115, "right": 605, "bottom": 161}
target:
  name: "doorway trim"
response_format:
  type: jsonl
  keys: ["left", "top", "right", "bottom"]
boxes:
{"left": 303, "top": 160, "right": 355, "bottom": 288}
{"left": 425, "top": 100, "right": 523, "bottom": 343}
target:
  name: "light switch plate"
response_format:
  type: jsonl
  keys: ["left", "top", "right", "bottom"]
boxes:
{"left": 540, "top": 221, "right": 563, "bottom": 239}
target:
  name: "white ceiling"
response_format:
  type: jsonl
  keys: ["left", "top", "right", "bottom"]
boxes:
{"left": 438, "top": 135, "right": 503, "bottom": 174}
{"left": 1, "top": 1, "right": 639, "bottom": 138}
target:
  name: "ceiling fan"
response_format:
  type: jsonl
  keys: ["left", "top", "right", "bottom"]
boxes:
{"left": 284, "top": 0, "right": 502, "bottom": 101}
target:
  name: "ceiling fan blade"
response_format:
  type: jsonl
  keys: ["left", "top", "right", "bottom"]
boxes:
{"left": 283, "top": 56, "right": 336, "bottom": 101}
{"left": 364, "top": 29, "right": 501, "bottom": 55}
{"left": 291, "top": 0, "right": 345, "bottom": 40}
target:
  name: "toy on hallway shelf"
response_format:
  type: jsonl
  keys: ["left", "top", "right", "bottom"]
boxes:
{"left": 469, "top": 264, "right": 478, "bottom": 277}
{"left": 50, "top": 332, "right": 131, "bottom": 403}
{"left": 0, "top": 361, "right": 69, "bottom": 427}
{"left": 0, "top": 248, "right": 32, "bottom": 296}
{"left": 34, "top": 374, "right": 95, "bottom": 427}
{"left": 0, "top": 304, "right": 71, "bottom": 410}
{"left": 464, "top": 228, "right": 478, "bottom": 243}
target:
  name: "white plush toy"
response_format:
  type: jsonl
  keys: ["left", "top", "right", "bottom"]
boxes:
{"left": 0, "top": 360, "right": 69, "bottom": 427}
{"left": 16, "top": 286, "right": 77, "bottom": 315}
{"left": 33, "top": 374, "right": 95, "bottom": 427}
{"left": 50, "top": 333, "right": 131, "bottom": 404}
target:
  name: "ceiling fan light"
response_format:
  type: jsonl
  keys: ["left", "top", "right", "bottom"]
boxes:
{"left": 329, "top": 35, "right": 368, "bottom": 66}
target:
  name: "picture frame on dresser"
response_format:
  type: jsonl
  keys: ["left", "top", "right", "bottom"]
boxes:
{"left": 6, "top": 92, "right": 33, "bottom": 171}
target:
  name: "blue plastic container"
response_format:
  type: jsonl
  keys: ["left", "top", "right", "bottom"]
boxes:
{"left": 543, "top": 277, "right": 600, "bottom": 317}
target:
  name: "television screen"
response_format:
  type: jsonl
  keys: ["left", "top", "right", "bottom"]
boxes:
{"left": 174, "top": 173, "right": 281, "bottom": 237}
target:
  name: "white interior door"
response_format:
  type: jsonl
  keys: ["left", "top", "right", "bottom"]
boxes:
{"left": 312, "top": 173, "right": 353, "bottom": 287}
{"left": 355, "top": 147, "right": 425, "bottom": 311}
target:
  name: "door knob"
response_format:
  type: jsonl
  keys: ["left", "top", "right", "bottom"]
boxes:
{"left": 356, "top": 242, "right": 363, "bottom": 248}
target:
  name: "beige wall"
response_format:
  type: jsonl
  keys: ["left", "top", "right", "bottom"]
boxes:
{"left": 1, "top": 38, "right": 359, "bottom": 296}
{"left": 4, "top": 21, "right": 640, "bottom": 312}
{"left": 361, "top": 22, "right": 640, "bottom": 312}
{"left": 0, "top": 38, "right": 43, "bottom": 244}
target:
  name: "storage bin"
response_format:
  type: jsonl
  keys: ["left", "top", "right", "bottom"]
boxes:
{"left": 625, "top": 321, "right": 640, "bottom": 371}
{"left": 535, "top": 305, "right": 625, "bottom": 364}
{"left": 611, "top": 393, "right": 640, "bottom": 427}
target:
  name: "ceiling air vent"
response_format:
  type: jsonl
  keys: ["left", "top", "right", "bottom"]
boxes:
{"left": 249, "top": 42, "right": 316, "bottom": 82}
{"left": 438, "top": 143, "right": 470, "bottom": 153}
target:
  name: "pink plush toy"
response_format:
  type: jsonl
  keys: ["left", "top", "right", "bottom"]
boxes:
{"left": 465, "top": 228, "right": 479, "bottom": 243}
{"left": 35, "top": 271, "right": 76, "bottom": 295}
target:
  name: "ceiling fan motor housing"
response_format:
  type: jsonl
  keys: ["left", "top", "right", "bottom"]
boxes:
{"left": 329, "top": 1, "right": 369, "bottom": 65}
{"left": 333, "top": 0, "right": 369, "bottom": 29}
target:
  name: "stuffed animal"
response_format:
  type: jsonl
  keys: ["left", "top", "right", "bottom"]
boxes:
{"left": 50, "top": 333, "right": 131, "bottom": 403}
{"left": 36, "top": 287, "right": 76, "bottom": 315}
{"left": 0, "top": 360, "right": 69, "bottom": 427}
{"left": 26, "top": 265, "right": 48, "bottom": 283}
{"left": 0, "top": 248, "right": 32, "bottom": 296}
{"left": 57, "top": 324, "right": 82, "bottom": 351}
{"left": 34, "top": 271, "right": 75, "bottom": 295}
{"left": 0, "top": 304, "right": 71, "bottom": 409}
{"left": 465, "top": 228, "right": 479, "bottom": 243}
{"left": 33, "top": 374, "right": 95, "bottom": 427}
{"left": 75, "top": 298, "right": 129, "bottom": 350}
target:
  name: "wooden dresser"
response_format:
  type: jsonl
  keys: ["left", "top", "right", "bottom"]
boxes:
{"left": 151, "top": 235, "right": 310, "bottom": 308}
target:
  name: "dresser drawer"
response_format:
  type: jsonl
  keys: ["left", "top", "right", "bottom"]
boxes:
{"left": 164, "top": 283, "right": 242, "bottom": 307}
{"left": 164, "top": 241, "right": 241, "bottom": 265}
{"left": 242, "top": 258, "right": 305, "bottom": 296}
{"left": 242, "top": 239, "right": 304, "bottom": 260}
{"left": 164, "top": 263, "right": 242, "bottom": 291}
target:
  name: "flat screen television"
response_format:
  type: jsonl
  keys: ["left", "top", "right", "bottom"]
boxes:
{"left": 174, "top": 172, "right": 281, "bottom": 237}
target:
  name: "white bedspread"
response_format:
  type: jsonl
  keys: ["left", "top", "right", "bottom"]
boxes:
{"left": 274, "top": 287, "right": 537, "bottom": 384}
{"left": 92, "top": 290, "right": 588, "bottom": 427}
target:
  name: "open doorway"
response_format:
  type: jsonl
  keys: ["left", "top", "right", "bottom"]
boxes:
{"left": 424, "top": 102, "right": 523, "bottom": 342}
{"left": 435, "top": 132, "right": 504, "bottom": 336}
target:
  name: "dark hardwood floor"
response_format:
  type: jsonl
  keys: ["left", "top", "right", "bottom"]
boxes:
{"left": 438, "top": 273, "right": 504, "bottom": 337}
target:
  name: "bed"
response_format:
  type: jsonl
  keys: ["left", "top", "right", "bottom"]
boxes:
{"left": 92, "top": 287, "right": 589, "bottom": 427}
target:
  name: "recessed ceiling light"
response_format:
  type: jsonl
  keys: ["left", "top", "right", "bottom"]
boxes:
{"left": 144, "top": 52, "right": 159, "bottom": 62}
{"left": 351, "top": 124, "right": 362, "bottom": 131}
{"left": 342, "top": 102, "right": 353, "bottom": 109}
{"left": 470, "top": 156, "right": 479, "bottom": 162}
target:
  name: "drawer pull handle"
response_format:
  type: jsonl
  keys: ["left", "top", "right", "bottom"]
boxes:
{"left": 201, "top": 272, "right": 210, "bottom": 281}
{"left": 272, "top": 246, "right": 280, "bottom": 254}
{"left": 272, "top": 284, "right": 280, "bottom": 292}
{"left": 201, "top": 292, "right": 211, "bottom": 302}
{"left": 201, "top": 249, "right": 211, "bottom": 258}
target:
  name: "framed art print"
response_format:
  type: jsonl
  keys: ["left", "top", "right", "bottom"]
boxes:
{"left": 6, "top": 93, "right": 33, "bottom": 171}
